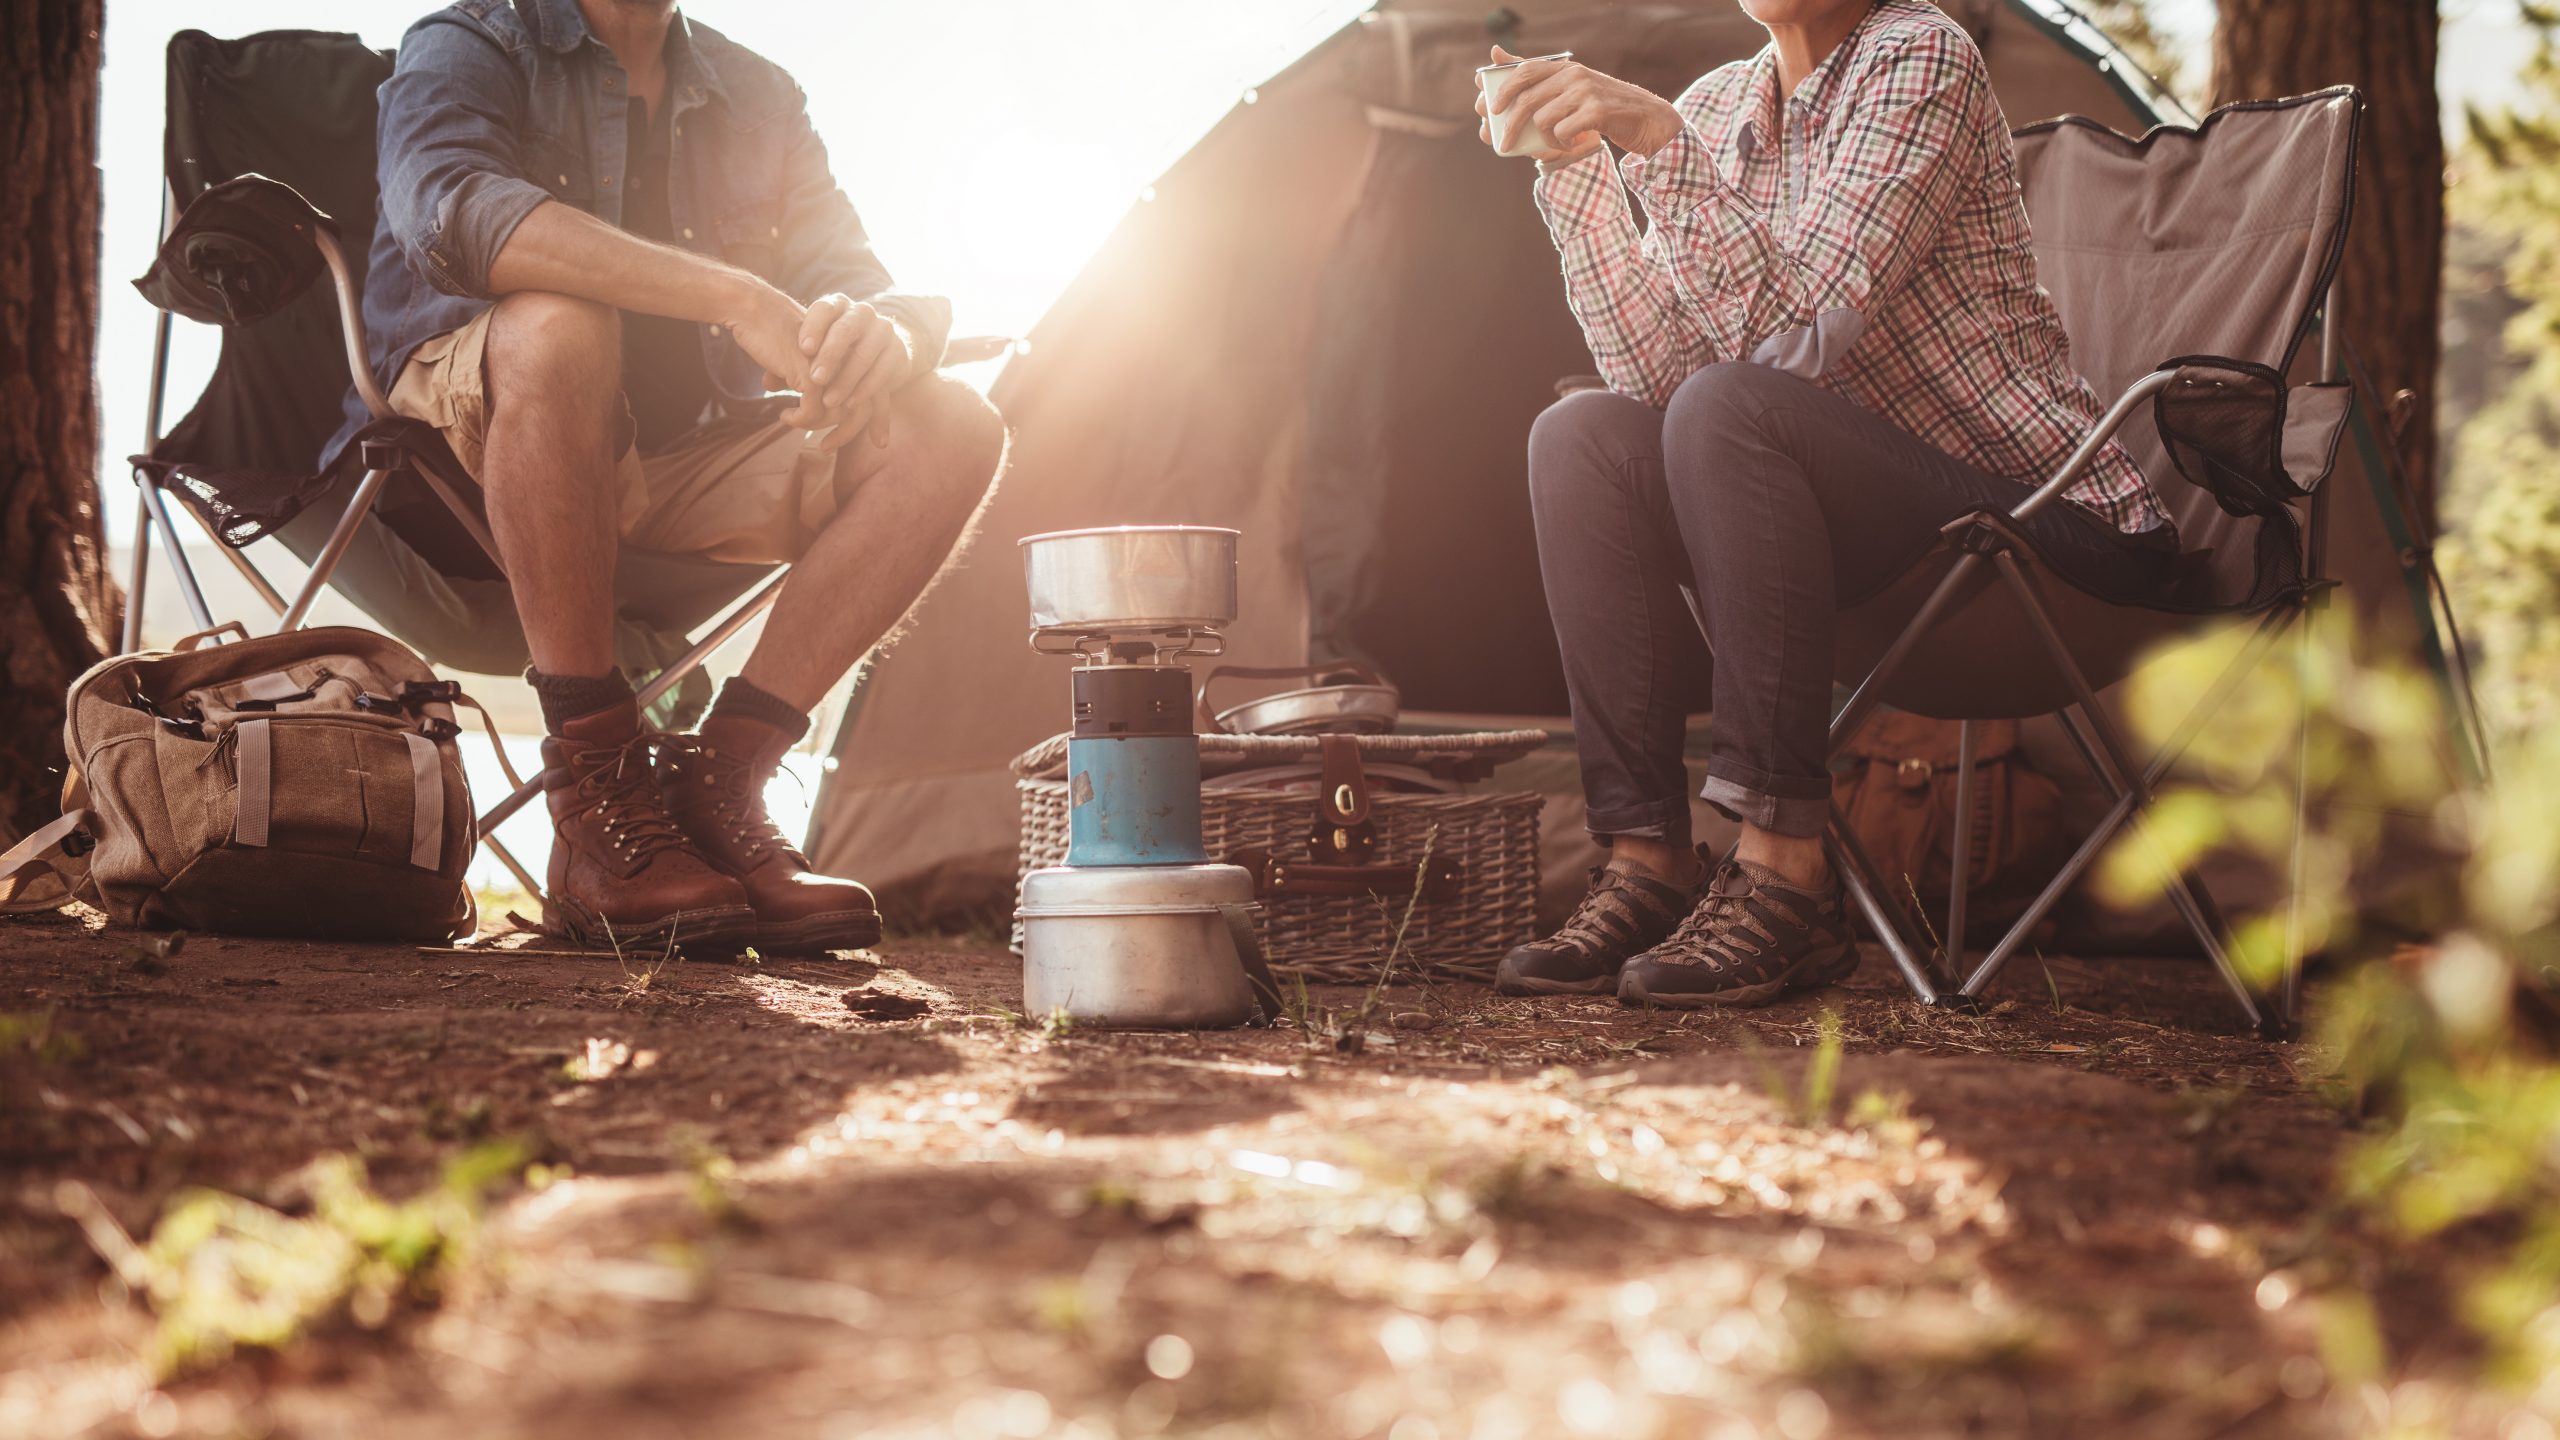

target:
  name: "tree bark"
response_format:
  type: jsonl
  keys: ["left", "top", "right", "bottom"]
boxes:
{"left": 0, "top": 0, "right": 117, "bottom": 843}
{"left": 2212, "top": 0, "right": 2443, "bottom": 516}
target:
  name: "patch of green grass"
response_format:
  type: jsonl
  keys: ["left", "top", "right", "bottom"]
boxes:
{"left": 981, "top": 1004, "right": 1076, "bottom": 1043}
{"left": 1030, "top": 1274, "right": 1089, "bottom": 1338}
{"left": 69, "top": 1139, "right": 529, "bottom": 1377}
{"left": 2033, "top": 950, "right": 2067, "bottom": 1017}
{"left": 1845, "top": 1087, "right": 1926, "bottom": 1149}
{"left": 1073, "top": 1178, "right": 1142, "bottom": 1216}
{"left": 0, "top": 1007, "right": 85, "bottom": 1066}
{"left": 679, "top": 1132, "right": 758, "bottom": 1235}
{"left": 419, "top": 1095, "right": 494, "bottom": 1142}
{"left": 1744, "top": 1006, "right": 1850, "bottom": 1126}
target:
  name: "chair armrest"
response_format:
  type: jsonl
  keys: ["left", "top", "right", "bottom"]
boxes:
{"left": 2009, "top": 369, "right": 2178, "bottom": 522}
{"left": 311, "top": 227, "right": 393, "bottom": 421}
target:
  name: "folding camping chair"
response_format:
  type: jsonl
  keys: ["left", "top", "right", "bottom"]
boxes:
{"left": 124, "top": 29, "right": 1001, "bottom": 904}
{"left": 1723, "top": 89, "right": 2363, "bottom": 1038}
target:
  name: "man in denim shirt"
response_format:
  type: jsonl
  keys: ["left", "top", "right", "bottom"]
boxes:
{"left": 345, "top": 0, "right": 1005, "bottom": 955}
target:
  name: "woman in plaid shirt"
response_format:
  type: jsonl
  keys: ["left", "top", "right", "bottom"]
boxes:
{"left": 1485, "top": 0, "right": 2178, "bottom": 1007}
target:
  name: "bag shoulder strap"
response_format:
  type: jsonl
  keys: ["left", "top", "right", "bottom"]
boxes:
{"left": 0, "top": 810, "right": 95, "bottom": 913}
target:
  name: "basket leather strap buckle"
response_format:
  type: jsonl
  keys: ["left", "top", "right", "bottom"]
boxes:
{"left": 1311, "top": 734, "right": 1377, "bottom": 864}
{"left": 1231, "top": 847, "right": 1462, "bottom": 902}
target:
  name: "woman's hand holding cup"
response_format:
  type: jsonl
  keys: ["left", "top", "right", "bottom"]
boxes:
{"left": 1476, "top": 45, "right": 1684, "bottom": 164}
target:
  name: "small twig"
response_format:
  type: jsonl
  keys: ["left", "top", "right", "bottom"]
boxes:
{"left": 1354, "top": 825, "right": 1442, "bottom": 1032}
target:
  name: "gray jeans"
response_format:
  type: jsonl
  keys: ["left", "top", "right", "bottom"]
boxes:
{"left": 1527, "top": 361, "right": 2173, "bottom": 840}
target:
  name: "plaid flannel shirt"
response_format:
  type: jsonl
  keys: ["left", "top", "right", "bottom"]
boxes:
{"left": 1531, "top": 0, "right": 2169, "bottom": 536}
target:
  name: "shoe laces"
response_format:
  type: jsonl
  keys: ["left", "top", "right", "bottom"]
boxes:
{"left": 1550, "top": 865, "right": 1663, "bottom": 956}
{"left": 662, "top": 737, "right": 801, "bottom": 864}
{"left": 562, "top": 733, "right": 692, "bottom": 864}
{"left": 1654, "top": 860, "right": 1829, "bottom": 973}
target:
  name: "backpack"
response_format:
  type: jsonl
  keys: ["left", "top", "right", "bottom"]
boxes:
{"left": 1830, "top": 710, "right": 2065, "bottom": 944}
{"left": 0, "top": 624, "right": 480, "bottom": 941}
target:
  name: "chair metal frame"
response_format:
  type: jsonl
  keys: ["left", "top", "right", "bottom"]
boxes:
{"left": 1741, "top": 289, "right": 2346, "bottom": 1040}
{"left": 121, "top": 185, "right": 788, "bottom": 904}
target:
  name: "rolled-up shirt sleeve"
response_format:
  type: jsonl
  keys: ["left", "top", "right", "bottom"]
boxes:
{"left": 1532, "top": 142, "right": 1717, "bottom": 407}
{"left": 771, "top": 82, "right": 952, "bottom": 375}
{"left": 1623, "top": 31, "right": 1981, "bottom": 380}
{"left": 374, "top": 17, "right": 552, "bottom": 301}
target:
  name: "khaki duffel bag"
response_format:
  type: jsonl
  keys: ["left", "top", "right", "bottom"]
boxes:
{"left": 0, "top": 624, "right": 480, "bottom": 941}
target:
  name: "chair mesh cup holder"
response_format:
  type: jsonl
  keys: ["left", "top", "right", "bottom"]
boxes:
{"left": 2154, "top": 357, "right": 2304, "bottom": 518}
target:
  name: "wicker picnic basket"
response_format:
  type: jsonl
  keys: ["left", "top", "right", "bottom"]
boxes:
{"left": 1012, "top": 730, "right": 1548, "bottom": 984}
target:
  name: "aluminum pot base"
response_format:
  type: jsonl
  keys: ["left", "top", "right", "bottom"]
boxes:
{"left": 1017, "top": 864, "right": 1259, "bottom": 1029}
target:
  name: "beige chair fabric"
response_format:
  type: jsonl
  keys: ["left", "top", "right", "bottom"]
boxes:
{"left": 1839, "top": 88, "right": 2361, "bottom": 719}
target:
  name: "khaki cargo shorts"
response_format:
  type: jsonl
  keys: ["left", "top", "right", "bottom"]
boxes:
{"left": 389, "top": 306, "right": 848, "bottom": 566}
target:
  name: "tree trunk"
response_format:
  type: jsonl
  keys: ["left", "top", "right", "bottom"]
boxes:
{"left": 2212, "top": 0, "right": 2442, "bottom": 516}
{"left": 0, "top": 0, "right": 117, "bottom": 843}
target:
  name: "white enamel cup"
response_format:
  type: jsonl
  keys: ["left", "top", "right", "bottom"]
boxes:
{"left": 1476, "top": 52, "right": 1573, "bottom": 159}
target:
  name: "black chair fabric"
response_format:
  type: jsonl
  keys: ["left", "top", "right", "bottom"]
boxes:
{"left": 137, "top": 31, "right": 392, "bottom": 546}
{"left": 131, "top": 28, "right": 770, "bottom": 695}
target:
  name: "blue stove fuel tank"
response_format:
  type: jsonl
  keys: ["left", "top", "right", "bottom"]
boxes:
{"left": 1065, "top": 734, "right": 1207, "bottom": 866}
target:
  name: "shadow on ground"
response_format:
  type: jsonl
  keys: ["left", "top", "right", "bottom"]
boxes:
{"left": 0, "top": 912, "right": 2450, "bottom": 1439}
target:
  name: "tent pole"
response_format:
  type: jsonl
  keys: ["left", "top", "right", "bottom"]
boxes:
{"left": 122, "top": 492, "right": 153, "bottom": 654}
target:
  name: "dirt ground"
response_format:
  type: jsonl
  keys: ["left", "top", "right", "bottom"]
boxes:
{"left": 0, "top": 907, "right": 2500, "bottom": 1440}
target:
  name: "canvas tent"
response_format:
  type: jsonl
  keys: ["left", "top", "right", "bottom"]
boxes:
{"left": 809, "top": 0, "right": 2433, "bottom": 932}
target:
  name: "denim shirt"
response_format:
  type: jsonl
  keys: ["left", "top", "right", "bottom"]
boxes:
{"left": 328, "top": 0, "right": 950, "bottom": 470}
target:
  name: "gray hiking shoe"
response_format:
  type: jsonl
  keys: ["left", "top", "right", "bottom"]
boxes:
{"left": 1495, "top": 851, "right": 1710, "bottom": 996}
{"left": 1617, "top": 856, "right": 1857, "bottom": 1009}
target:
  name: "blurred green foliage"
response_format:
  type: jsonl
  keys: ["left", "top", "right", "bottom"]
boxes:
{"left": 132, "top": 1140, "right": 527, "bottom": 1377}
{"left": 2100, "top": 615, "right": 2560, "bottom": 1422}
{"left": 2444, "top": 6, "right": 2560, "bottom": 739}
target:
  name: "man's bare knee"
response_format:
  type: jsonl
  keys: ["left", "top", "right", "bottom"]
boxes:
{"left": 905, "top": 375, "right": 1007, "bottom": 497}
{"left": 485, "top": 292, "right": 622, "bottom": 418}
{"left": 831, "top": 376, "right": 1004, "bottom": 516}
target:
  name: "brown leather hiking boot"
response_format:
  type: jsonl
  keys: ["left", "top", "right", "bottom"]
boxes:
{"left": 540, "top": 700, "right": 757, "bottom": 954}
{"left": 659, "top": 713, "right": 883, "bottom": 954}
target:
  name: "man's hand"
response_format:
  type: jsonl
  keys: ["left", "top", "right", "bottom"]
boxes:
{"left": 725, "top": 277, "right": 819, "bottom": 404}
{"left": 1476, "top": 45, "right": 1684, "bottom": 164}
{"left": 794, "top": 294, "right": 917, "bottom": 452}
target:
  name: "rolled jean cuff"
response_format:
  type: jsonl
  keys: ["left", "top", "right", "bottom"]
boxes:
{"left": 1583, "top": 795, "right": 1690, "bottom": 842}
{"left": 1699, "top": 764, "right": 1829, "bottom": 840}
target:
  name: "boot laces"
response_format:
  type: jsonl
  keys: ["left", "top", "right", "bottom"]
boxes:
{"left": 1549, "top": 866, "right": 1661, "bottom": 956}
{"left": 565, "top": 734, "right": 692, "bottom": 863}
{"left": 1652, "top": 861, "right": 1794, "bottom": 973}
{"left": 664, "top": 737, "right": 801, "bottom": 863}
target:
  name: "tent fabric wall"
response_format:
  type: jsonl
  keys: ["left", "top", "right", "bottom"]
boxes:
{"left": 805, "top": 28, "right": 1372, "bottom": 918}
{"left": 814, "top": 2, "right": 2405, "bottom": 933}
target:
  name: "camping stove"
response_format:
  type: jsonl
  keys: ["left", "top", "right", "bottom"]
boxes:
{"left": 1014, "top": 527, "right": 1267, "bottom": 1028}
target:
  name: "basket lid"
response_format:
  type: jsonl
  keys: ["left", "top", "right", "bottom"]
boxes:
{"left": 1011, "top": 728, "right": 1552, "bottom": 780}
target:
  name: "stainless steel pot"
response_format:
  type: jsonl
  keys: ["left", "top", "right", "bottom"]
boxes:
{"left": 1017, "top": 863, "right": 1261, "bottom": 1028}
{"left": 1021, "top": 525, "right": 1241, "bottom": 635}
